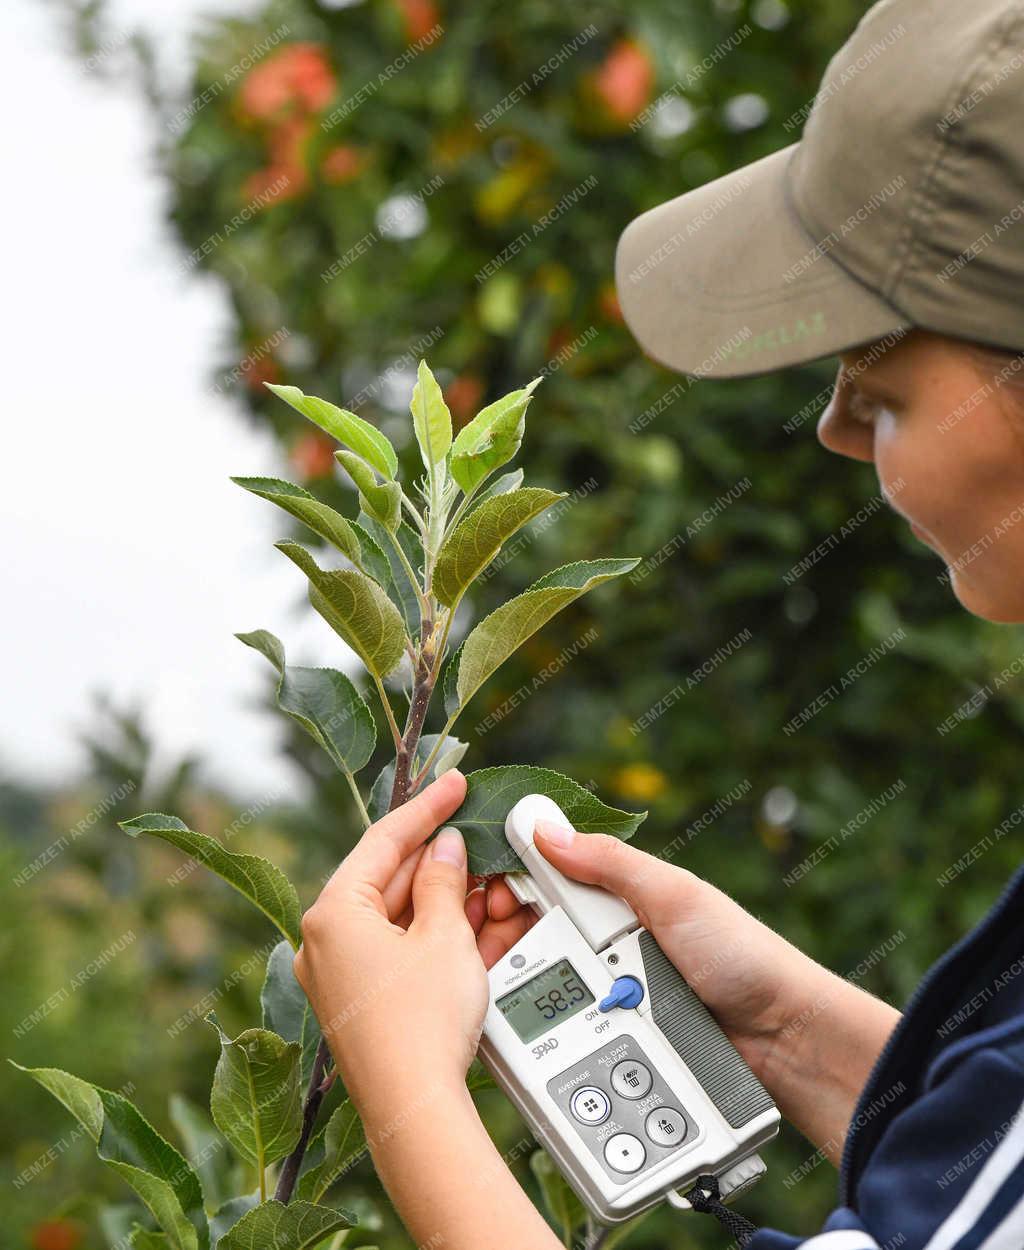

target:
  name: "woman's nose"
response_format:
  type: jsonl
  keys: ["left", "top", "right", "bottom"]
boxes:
{"left": 816, "top": 364, "right": 876, "bottom": 463}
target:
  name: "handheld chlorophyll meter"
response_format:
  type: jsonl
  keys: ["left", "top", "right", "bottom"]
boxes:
{"left": 478, "top": 794, "right": 780, "bottom": 1226}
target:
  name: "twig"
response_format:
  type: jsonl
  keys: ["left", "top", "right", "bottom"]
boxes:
{"left": 273, "top": 1036, "right": 331, "bottom": 1202}
{"left": 410, "top": 706, "right": 460, "bottom": 791}
{"left": 276, "top": 473, "right": 445, "bottom": 1203}
{"left": 389, "top": 628, "right": 436, "bottom": 809}
{"left": 277, "top": 640, "right": 438, "bottom": 1202}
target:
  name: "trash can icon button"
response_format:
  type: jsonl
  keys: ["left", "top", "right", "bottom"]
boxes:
{"left": 644, "top": 1107, "right": 688, "bottom": 1147}
{"left": 610, "top": 1060, "right": 652, "bottom": 1099}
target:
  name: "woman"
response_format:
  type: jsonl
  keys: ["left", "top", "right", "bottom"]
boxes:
{"left": 295, "top": 1, "right": 1024, "bottom": 1246}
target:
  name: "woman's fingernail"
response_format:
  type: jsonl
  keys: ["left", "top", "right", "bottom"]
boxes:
{"left": 432, "top": 826, "right": 466, "bottom": 866}
{"left": 535, "top": 819, "right": 574, "bottom": 848}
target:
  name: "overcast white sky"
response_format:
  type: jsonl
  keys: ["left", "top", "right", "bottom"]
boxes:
{"left": 1, "top": 0, "right": 356, "bottom": 802}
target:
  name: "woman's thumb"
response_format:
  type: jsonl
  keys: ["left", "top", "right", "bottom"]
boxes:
{"left": 410, "top": 826, "right": 469, "bottom": 929}
{"left": 532, "top": 819, "right": 681, "bottom": 919}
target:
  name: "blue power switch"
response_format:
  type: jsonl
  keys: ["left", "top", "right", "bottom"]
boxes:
{"left": 598, "top": 975, "right": 644, "bottom": 1011}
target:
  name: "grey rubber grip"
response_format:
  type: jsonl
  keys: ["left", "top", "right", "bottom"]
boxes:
{"left": 639, "top": 931, "right": 775, "bottom": 1129}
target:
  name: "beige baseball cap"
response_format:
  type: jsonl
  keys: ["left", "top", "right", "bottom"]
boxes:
{"left": 615, "top": 0, "right": 1024, "bottom": 379}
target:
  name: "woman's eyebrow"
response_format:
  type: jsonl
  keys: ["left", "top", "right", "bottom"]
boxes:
{"left": 847, "top": 354, "right": 901, "bottom": 390}
{"left": 848, "top": 368, "right": 884, "bottom": 391}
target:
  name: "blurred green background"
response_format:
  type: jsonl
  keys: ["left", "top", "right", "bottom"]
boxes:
{"left": 6, "top": 0, "right": 1024, "bottom": 1246}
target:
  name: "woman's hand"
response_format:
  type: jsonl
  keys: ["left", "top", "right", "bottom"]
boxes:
{"left": 293, "top": 769, "right": 560, "bottom": 1250}
{"left": 294, "top": 768, "right": 533, "bottom": 1126}
{"left": 486, "top": 821, "right": 900, "bottom": 1163}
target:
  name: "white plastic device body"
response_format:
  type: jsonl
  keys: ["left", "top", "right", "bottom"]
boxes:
{"left": 477, "top": 794, "right": 780, "bottom": 1225}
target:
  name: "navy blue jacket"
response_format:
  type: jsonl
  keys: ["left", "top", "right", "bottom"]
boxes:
{"left": 750, "top": 865, "right": 1024, "bottom": 1250}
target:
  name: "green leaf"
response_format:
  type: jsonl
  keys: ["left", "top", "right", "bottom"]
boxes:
{"left": 276, "top": 543, "right": 407, "bottom": 680}
{"left": 335, "top": 452, "right": 401, "bottom": 532}
{"left": 209, "top": 1195, "right": 260, "bottom": 1246}
{"left": 410, "top": 359, "right": 452, "bottom": 469}
{"left": 236, "top": 630, "right": 375, "bottom": 776}
{"left": 471, "top": 467, "right": 524, "bottom": 508}
{"left": 16, "top": 1062, "right": 104, "bottom": 1137}
{"left": 441, "top": 642, "right": 464, "bottom": 718}
{"left": 434, "top": 738, "right": 469, "bottom": 776}
{"left": 455, "top": 558, "right": 639, "bottom": 710}
{"left": 99, "top": 1203, "right": 140, "bottom": 1249}
{"left": 296, "top": 1101, "right": 366, "bottom": 1204}
{"left": 207, "top": 1020, "right": 302, "bottom": 1171}
{"left": 120, "top": 814, "right": 301, "bottom": 949}
{"left": 450, "top": 379, "right": 541, "bottom": 493}
{"left": 130, "top": 1229, "right": 172, "bottom": 1250}
{"left": 12, "top": 1063, "right": 208, "bottom": 1250}
{"left": 367, "top": 733, "right": 467, "bottom": 822}
{"left": 434, "top": 487, "right": 564, "bottom": 607}
{"left": 530, "top": 1148, "right": 586, "bottom": 1240}
{"left": 366, "top": 764, "right": 392, "bottom": 822}
{"left": 349, "top": 520, "right": 391, "bottom": 588}
{"left": 218, "top": 1200, "right": 354, "bottom": 1250}
{"left": 231, "top": 478, "right": 362, "bottom": 565}
{"left": 466, "top": 1059, "right": 496, "bottom": 1092}
{"left": 261, "top": 940, "right": 321, "bottom": 1088}
{"left": 169, "top": 1094, "right": 231, "bottom": 1213}
{"left": 266, "top": 384, "right": 398, "bottom": 479}
{"left": 358, "top": 513, "right": 420, "bottom": 638}
{"left": 599, "top": 1209, "right": 660, "bottom": 1249}
{"left": 449, "top": 766, "right": 647, "bottom": 874}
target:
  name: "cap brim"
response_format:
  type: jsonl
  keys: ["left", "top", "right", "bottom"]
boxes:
{"left": 615, "top": 144, "right": 909, "bottom": 380}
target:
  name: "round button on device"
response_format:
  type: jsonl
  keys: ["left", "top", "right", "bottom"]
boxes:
{"left": 603, "top": 1132, "right": 647, "bottom": 1174}
{"left": 610, "top": 1059, "right": 653, "bottom": 1099}
{"left": 570, "top": 1086, "right": 611, "bottom": 1125}
{"left": 645, "top": 1107, "right": 688, "bottom": 1147}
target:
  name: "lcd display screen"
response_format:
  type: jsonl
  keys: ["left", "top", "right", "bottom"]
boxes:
{"left": 496, "top": 958, "right": 595, "bottom": 1043}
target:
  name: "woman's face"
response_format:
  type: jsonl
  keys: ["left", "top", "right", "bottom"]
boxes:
{"left": 816, "top": 329, "right": 1024, "bottom": 623}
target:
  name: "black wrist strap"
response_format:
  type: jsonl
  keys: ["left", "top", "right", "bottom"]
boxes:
{"left": 686, "top": 1173, "right": 760, "bottom": 1247}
